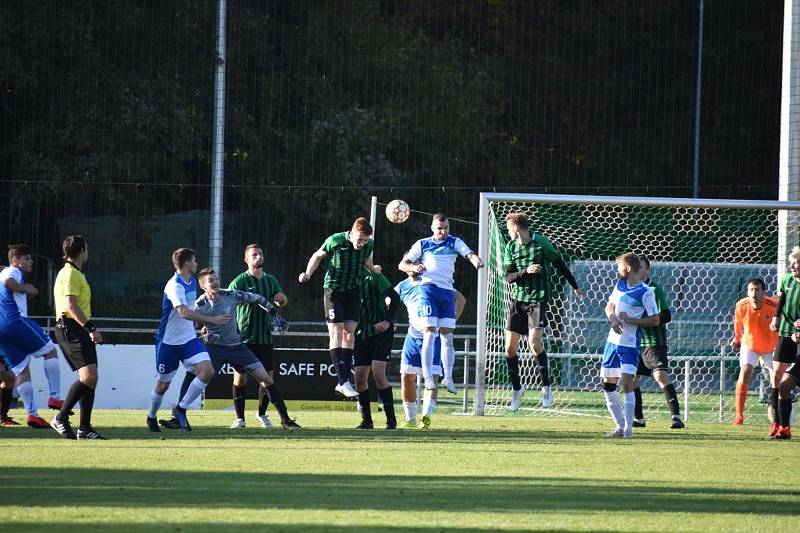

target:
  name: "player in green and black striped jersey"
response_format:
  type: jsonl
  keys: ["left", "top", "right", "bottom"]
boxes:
{"left": 298, "top": 217, "right": 379, "bottom": 399}
{"left": 631, "top": 257, "right": 684, "bottom": 429}
{"left": 502, "top": 213, "right": 584, "bottom": 411}
{"left": 227, "top": 243, "right": 299, "bottom": 429}
{"left": 771, "top": 246, "right": 800, "bottom": 438}
{"left": 352, "top": 269, "right": 401, "bottom": 429}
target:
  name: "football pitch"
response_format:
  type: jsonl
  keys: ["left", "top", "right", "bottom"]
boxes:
{"left": 1, "top": 409, "right": 795, "bottom": 532}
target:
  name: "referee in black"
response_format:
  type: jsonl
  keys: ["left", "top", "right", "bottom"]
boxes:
{"left": 50, "top": 235, "right": 105, "bottom": 440}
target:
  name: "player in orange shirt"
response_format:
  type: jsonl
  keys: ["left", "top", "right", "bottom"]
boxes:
{"left": 731, "top": 278, "right": 778, "bottom": 426}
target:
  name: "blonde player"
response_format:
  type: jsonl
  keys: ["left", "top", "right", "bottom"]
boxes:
{"left": 731, "top": 278, "right": 777, "bottom": 426}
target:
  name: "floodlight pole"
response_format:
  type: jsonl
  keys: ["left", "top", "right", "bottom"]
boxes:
{"left": 691, "top": 0, "right": 704, "bottom": 198}
{"left": 778, "top": 0, "right": 800, "bottom": 279}
{"left": 209, "top": 0, "right": 227, "bottom": 275}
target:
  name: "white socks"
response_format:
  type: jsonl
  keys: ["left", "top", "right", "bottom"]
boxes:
{"left": 623, "top": 391, "right": 635, "bottom": 433}
{"left": 179, "top": 377, "right": 208, "bottom": 410}
{"left": 403, "top": 401, "right": 418, "bottom": 422}
{"left": 148, "top": 390, "right": 164, "bottom": 418}
{"left": 440, "top": 332, "right": 454, "bottom": 381}
{"left": 422, "top": 396, "right": 437, "bottom": 417}
{"left": 17, "top": 381, "right": 36, "bottom": 416}
{"left": 604, "top": 388, "right": 623, "bottom": 430}
{"left": 43, "top": 357, "right": 61, "bottom": 399}
{"left": 421, "top": 331, "right": 438, "bottom": 387}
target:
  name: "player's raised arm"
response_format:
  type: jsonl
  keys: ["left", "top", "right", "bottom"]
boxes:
{"left": 299, "top": 248, "right": 328, "bottom": 283}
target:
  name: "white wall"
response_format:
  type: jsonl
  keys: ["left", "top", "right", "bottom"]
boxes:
{"left": 27, "top": 344, "right": 200, "bottom": 410}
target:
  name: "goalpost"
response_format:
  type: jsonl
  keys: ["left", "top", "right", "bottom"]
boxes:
{"left": 475, "top": 193, "right": 800, "bottom": 422}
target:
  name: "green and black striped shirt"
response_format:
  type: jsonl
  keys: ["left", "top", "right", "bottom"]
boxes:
{"left": 778, "top": 273, "right": 800, "bottom": 337}
{"left": 322, "top": 232, "right": 374, "bottom": 290}
{"left": 356, "top": 270, "right": 392, "bottom": 338}
{"left": 228, "top": 271, "right": 284, "bottom": 345}
{"left": 502, "top": 234, "right": 563, "bottom": 303}
{"left": 640, "top": 280, "right": 669, "bottom": 348}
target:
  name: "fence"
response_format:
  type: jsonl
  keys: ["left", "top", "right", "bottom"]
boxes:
{"left": 30, "top": 315, "right": 773, "bottom": 423}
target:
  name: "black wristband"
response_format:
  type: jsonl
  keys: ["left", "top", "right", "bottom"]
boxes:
{"left": 83, "top": 321, "right": 97, "bottom": 333}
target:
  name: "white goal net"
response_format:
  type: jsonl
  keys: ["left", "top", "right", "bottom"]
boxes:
{"left": 475, "top": 194, "right": 800, "bottom": 422}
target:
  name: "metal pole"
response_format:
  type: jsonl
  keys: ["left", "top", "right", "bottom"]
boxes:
{"left": 474, "top": 193, "right": 490, "bottom": 415}
{"left": 209, "top": 0, "right": 227, "bottom": 275}
{"left": 684, "top": 359, "right": 691, "bottom": 422}
{"left": 462, "top": 338, "right": 471, "bottom": 413}
{"left": 778, "top": 0, "right": 800, "bottom": 277}
{"left": 369, "top": 196, "right": 378, "bottom": 234}
{"left": 718, "top": 344, "right": 726, "bottom": 422}
{"left": 691, "top": 0, "right": 705, "bottom": 198}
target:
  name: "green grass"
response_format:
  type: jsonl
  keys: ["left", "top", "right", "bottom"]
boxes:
{"left": 1, "top": 408, "right": 797, "bottom": 532}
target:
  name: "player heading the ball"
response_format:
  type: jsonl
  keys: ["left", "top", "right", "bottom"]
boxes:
{"left": 399, "top": 213, "right": 484, "bottom": 407}
{"left": 299, "top": 217, "right": 379, "bottom": 399}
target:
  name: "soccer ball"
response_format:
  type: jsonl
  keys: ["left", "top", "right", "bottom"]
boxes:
{"left": 385, "top": 199, "right": 410, "bottom": 224}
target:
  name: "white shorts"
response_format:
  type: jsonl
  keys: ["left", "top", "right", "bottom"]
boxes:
{"left": 740, "top": 346, "right": 773, "bottom": 370}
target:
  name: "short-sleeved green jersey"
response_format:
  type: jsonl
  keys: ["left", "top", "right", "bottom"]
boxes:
{"left": 778, "top": 273, "right": 800, "bottom": 337}
{"left": 321, "top": 232, "right": 374, "bottom": 290}
{"left": 228, "top": 271, "right": 283, "bottom": 345}
{"left": 502, "top": 234, "right": 562, "bottom": 303}
{"left": 356, "top": 270, "right": 392, "bottom": 338}
{"left": 640, "top": 280, "right": 669, "bottom": 347}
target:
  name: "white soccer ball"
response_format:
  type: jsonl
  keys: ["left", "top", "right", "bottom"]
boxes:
{"left": 385, "top": 199, "right": 410, "bottom": 224}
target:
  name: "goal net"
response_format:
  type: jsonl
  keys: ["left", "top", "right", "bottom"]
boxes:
{"left": 475, "top": 194, "right": 800, "bottom": 423}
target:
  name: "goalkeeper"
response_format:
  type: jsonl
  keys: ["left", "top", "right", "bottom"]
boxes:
{"left": 502, "top": 212, "right": 584, "bottom": 411}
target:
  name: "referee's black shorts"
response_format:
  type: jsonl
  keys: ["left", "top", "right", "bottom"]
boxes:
{"left": 54, "top": 317, "right": 98, "bottom": 371}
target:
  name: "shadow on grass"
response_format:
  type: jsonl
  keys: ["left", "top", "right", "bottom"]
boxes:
{"left": 4, "top": 466, "right": 799, "bottom": 516}
{"left": 0, "top": 423, "right": 764, "bottom": 445}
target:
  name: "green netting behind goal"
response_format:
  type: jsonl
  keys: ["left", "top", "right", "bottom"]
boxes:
{"left": 476, "top": 194, "right": 800, "bottom": 423}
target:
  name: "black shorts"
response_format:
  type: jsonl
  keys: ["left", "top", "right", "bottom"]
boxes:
{"left": 774, "top": 336, "right": 800, "bottom": 364}
{"left": 54, "top": 318, "right": 98, "bottom": 371}
{"left": 637, "top": 345, "right": 670, "bottom": 377}
{"left": 505, "top": 300, "right": 547, "bottom": 335}
{"left": 353, "top": 330, "right": 393, "bottom": 366}
{"left": 787, "top": 358, "right": 800, "bottom": 385}
{"left": 246, "top": 343, "right": 275, "bottom": 372}
{"left": 207, "top": 344, "right": 263, "bottom": 374}
{"left": 323, "top": 287, "right": 361, "bottom": 323}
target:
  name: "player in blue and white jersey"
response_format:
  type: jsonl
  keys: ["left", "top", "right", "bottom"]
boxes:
{"left": 0, "top": 245, "right": 65, "bottom": 414}
{"left": 602, "top": 252, "right": 660, "bottom": 438}
{"left": 146, "top": 248, "right": 231, "bottom": 432}
{"left": 399, "top": 214, "right": 483, "bottom": 407}
{"left": 395, "top": 267, "right": 467, "bottom": 428}
{"left": 0, "top": 244, "right": 59, "bottom": 429}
